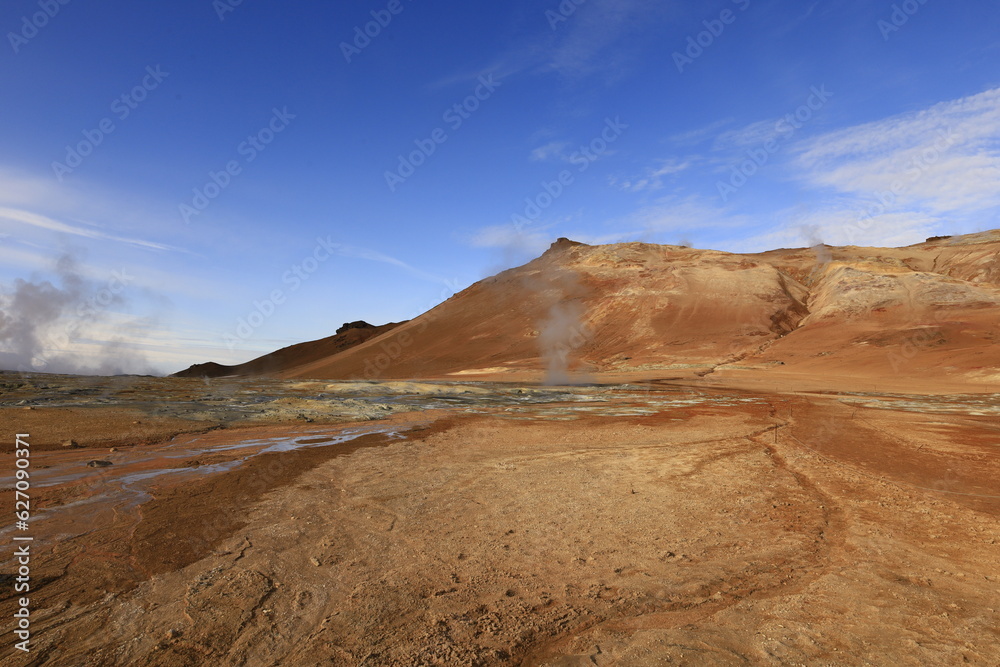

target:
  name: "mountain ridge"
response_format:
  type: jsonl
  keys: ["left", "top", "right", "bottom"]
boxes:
{"left": 176, "top": 230, "right": 1000, "bottom": 392}
{"left": 172, "top": 320, "right": 403, "bottom": 379}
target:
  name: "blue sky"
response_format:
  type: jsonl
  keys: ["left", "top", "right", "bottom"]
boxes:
{"left": 1, "top": 0, "right": 998, "bottom": 374}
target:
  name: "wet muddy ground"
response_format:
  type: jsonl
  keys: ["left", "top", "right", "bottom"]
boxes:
{"left": 0, "top": 374, "right": 997, "bottom": 665}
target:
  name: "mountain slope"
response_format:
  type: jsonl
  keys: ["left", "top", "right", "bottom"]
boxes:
{"left": 276, "top": 231, "right": 1000, "bottom": 390}
{"left": 172, "top": 321, "right": 403, "bottom": 378}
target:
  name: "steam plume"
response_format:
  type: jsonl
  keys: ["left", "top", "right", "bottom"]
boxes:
{"left": 0, "top": 253, "right": 155, "bottom": 375}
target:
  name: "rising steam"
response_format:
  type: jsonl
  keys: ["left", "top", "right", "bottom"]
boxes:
{"left": 0, "top": 253, "right": 155, "bottom": 375}
{"left": 538, "top": 299, "right": 589, "bottom": 385}
{"left": 801, "top": 224, "right": 833, "bottom": 267}
{"left": 526, "top": 254, "right": 592, "bottom": 385}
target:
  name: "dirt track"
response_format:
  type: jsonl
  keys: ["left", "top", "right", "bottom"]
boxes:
{"left": 0, "top": 381, "right": 998, "bottom": 665}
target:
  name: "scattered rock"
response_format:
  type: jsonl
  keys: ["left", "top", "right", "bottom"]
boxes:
{"left": 166, "top": 629, "right": 182, "bottom": 640}
{"left": 87, "top": 460, "right": 113, "bottom": 468}
{"left": 109, "top": 447, "right": 118, "bottom": 453}
{"left": 62, "top": 439, "right": 79, "bottom": 449}
{"left": 310, "top": 557, "right": 322, "bottom": 567}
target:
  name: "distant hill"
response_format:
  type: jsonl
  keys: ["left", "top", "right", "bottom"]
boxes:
{"left": 171, "top": 320, "right": 403, "bottom": 378}
{"left": 176, "top": 230, "right": 1000, "bottom": 392}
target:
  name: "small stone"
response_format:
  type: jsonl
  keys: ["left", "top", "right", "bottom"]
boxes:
{"left": 87, "top": 460, "right": 113, "bottom": 468}
{"left": 109, "top": 447, "right": 118, "bottom": 453}
{"left": 61, "top": 440, "right": 79, "bottom": 449}
{"left": 310, "top": 557, "right": 322, "bottom": 567}
{"left": 166, "top": 629, "right": 182, "bottom": 640}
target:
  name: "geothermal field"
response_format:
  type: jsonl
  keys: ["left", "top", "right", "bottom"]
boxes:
{"left": 1, "top": 233, "right": 998, "bottom": 665}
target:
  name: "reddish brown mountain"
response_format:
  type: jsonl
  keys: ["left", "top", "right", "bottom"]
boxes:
{"left": 172, "top": 321, "right": 403, "bottom": 379}
{"left": 281, "top": 231, "right": 1000, "bottom": 392}
{"left": 179, "top": 231, "right": 1000, "bottom": 392}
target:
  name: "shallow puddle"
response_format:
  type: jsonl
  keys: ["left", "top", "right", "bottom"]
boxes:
{"left": 0, "top": 423, "right": 410, "bottom": 548}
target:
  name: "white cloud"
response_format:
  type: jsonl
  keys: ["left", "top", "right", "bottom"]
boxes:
{"left": 792, "top": 87, "right": 1000, "bottom": 216}
{"left": 530, "top": 141, "right": 572, "bottom": 162}
{"left": 432, "top": 0, "right": 670, "bottom": 87}
{"left": 669, "top": 118, "right": 735, "bottom": 146}
{"left": 330, "top": 243, "right": 456, "bottom": 287}
{"left": 612, "top": 159, "right": 692, "bottom": 192}
{"left": 541, "top": 0, "right": 665, "bottom": 77}
{"left": 729, "top": 205, "right": 941, "bottom": 254}
{"left": 0, "top": 206, "right": 179, "bottom": 252}
{"left": 0, "top": 244, "right": 53, "bottom": 273}
{"left": 0, "top": 166, "right": 189, "bottom": 242}
{"left": 470, "top": 224, "right": 552, "bottom": 256}
{"left": 624, "top": 194, "right": 752, "bottom": 236}
{"left": 713, "top": 119, "right": 785, "bottom": 151}
{"left": 699, "top": 87, "right": 1000, "bottom": 254}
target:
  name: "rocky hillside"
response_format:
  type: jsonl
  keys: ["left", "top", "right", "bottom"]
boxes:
{"left": 278, "top": 231, "right": 1000, "bottom": 389}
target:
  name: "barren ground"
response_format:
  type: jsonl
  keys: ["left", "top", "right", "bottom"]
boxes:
{"left": 0, "top": 375, "right": 997, "bottom": 665}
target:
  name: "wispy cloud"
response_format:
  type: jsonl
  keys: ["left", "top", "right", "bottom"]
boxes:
{"left": 669, "top": 117, "right": 735, "bottom": 146}
{"left": 610, "top": 194, "right": 753, "bottom": 246}
{"left": 729, "top": 204, "right": 941, "bottom": 254}
{"left": 530, "top": 141, "right": 573, "bottom": 162}
{"left": 699, "top": 87, "right": 1000, "bottom": 253}
{"left": 770, "top": 0, "right": 824, "bottom": 36}
{"left": 0, "top": 207, "right": 180, "bottom": 252}
{"left": 0, "top": 166, "right": 224, "bottom": 373}
{"left": 433, "top": 0, "right": 670, "bottom": 87}
{"left": 470, "top": 224, "right": 553, "bottom": 255}
{"left": 330, "top": 243, "right": 456, "bottom": 287}
{"left": 539, "top": 0, "right": 666, "bottom": 78}
{"left": 792, "top": 87, "right": 1000, "bottom": 216}
{"left": 712, "top": 119, "right": 786, "bottom": 152}
{"left": 611, "top": 159, "right": 692, "bottom": 192}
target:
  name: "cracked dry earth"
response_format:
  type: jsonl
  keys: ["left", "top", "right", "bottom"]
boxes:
{"left": 3, "top": 392, "right": 999, "bottom": 666}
